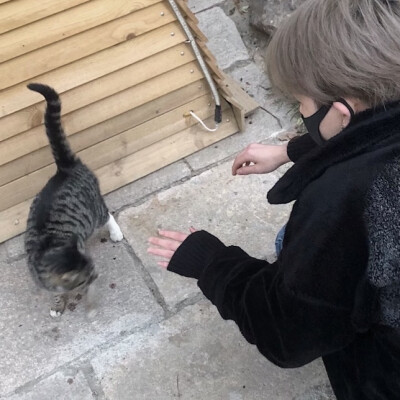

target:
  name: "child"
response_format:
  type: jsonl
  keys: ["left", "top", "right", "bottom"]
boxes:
{"left": 148, "top": 1, "right": 400, "bottom": 398}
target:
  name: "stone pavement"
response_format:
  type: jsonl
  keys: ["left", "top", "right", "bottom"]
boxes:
{"left": 0, "top": 2, "right": 335, "bottom": 399}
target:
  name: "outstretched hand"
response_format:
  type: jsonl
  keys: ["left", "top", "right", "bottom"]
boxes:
{"left": 232, "top": 143, "right": 290, "bottom": 176}
{"left": 147, "top": 228, "right": 196, "bottom": 268}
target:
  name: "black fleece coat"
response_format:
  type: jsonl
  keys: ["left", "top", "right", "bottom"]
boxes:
{"left": 168, "top": 103, "right": 400, "bottom": 400}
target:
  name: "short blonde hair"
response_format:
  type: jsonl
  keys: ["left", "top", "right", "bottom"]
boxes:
{"left": 266, "top": 0, "right": 400, "bottom": 107}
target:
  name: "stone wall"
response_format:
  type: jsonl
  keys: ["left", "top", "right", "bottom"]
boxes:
{"left": 249, "top": 0, "right": 307, "bottom": 36}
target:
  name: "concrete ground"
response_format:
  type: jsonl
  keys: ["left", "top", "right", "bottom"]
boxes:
{"left": 0, "top": 1, "right": 336, "bottom": 399}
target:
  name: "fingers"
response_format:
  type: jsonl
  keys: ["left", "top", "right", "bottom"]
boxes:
{"left": 158, "top": 261, "right": 169, "bottom": 269}
{"left": 232, "top": 152, "right": 252, "bottom": 175}
{"left": 147, "top": 246, "right": 174, "bottom": 259}
{"left": 232, "top": 143, "right": 265, "bottom": 175}
{"left": 147, "top": 229, "right": 196, "bottom": 267}
{"left": 147, "top": 235, "right": 178, "bottom": 261}
{"left": 236, "top": 164, "right": 262, "bottom": 176}
{"left": 148, "top": 236, "right": 182, "bottom": 251}
{"left": 157, "top": 230, "right": 189, "bottom": 242}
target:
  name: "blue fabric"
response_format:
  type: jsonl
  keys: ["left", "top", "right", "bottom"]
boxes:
{"left": 275, "top": 224, "right": 287, "bottom": 256}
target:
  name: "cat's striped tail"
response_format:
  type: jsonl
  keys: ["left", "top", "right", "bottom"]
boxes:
{"left": 27, "top": 83, "right": 77, "bottom": 170}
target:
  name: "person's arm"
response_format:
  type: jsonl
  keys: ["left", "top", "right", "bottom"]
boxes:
{"left": 232, "top": 143, "right": 290, "bottom": 176}
{"left": 287, "top": 134, "right": 317, "bottom": 162}
{"left": 231, "top": 134, "right": 317, "bottom": 177}
{"left": 166, "top": 228, "right": 363, "bottom": 368}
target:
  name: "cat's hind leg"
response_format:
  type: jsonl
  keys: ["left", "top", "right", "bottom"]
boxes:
{"left": 50, "top": 293, "right": 67, "bottom": 318}
{"left": 106, "top": 213, "right": 123, "bottom": 242}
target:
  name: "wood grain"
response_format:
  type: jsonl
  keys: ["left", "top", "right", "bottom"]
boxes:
{"left": 0, "top": 80, "right": 210, "bottom": 186}
{"left": 0, "top": 0, "right": 161, "bottom": 64}
{"left": 0, "top": 0, "right": 91, "bottom": 35}
{"left": 0, "top": 43, "right": 195, "bottom": 141}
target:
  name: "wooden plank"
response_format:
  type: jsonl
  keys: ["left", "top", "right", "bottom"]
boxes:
{"left": 0, "top": 199, "right": 31, "bottom": 243}
{"left": 0, "top": 2, "right": 175, "bottom": 91}
{"left": 0, "top": 80, "right": 210, "bottom": 186}
{"left": 0, "top": 107, "right": 239, "bottom": 243}
{"left": 0, "top": 0, "right": 161, "bottom": 64}
{"left": 0, "top": 0, "right": 91, "bottom": 35}
{"left": 81, "top": 96, "right": 224, "bottom": 174}
{"left": 186, "top": 19, "right": 208, "bottom": 42}
{"left": 195, "top": 39, "right": 224, "bottom": 80}
{"left": 175, "top": 0, "right": 199, "bottom": 24}
{"left": 1, "top": 43, "right": 196, "bottom": 141}
{"left": 0, "top": 167, "right": 56, "bottom": 213}
{"left": 97, "top": 106, "right": 238, "bottom": 194}
{"left": 0, "top": 21, "right": 187, "bottom": 116}
{"left": 0, "top": 95, "right": 226, "bottom": 211}
{"left": 0, "top": 61, "right": 204, "bottom": 166}
{"left": 217, "top": 72, "right": 259, "bottom": 131}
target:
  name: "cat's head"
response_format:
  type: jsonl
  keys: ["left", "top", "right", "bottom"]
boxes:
{"left": 39, "top": 239, "right": 98, "bottom": 292}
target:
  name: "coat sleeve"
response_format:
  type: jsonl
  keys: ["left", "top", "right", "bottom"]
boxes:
{"left": 287, "top": 134, "right": 317, "bottom": 162}
{"left": 168, "top": 230, "right": 359, "bottom": 368}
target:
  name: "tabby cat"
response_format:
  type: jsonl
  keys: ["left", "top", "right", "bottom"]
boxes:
{"left": 24, "top": 83, "right": 123, "bottom": 317}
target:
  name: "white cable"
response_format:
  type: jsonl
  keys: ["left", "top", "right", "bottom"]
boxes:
{"left": 189, "top": 111, "right": 219, "bottom": 132}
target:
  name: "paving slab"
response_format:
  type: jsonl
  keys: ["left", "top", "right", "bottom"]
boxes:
{"left": 295, "top": 383, "right": 336, "bottom": 400}
{"left": 188, "top": 0, "right": 225, "bottom": 13}
{"left": 3, "top": 234, "right": 25, "bottom": 261}
{"left": 118, "top": 160, "right": 292, "bottom": 310}
{"left": 0, "top": 231, "right": 163, "bottom": 396}
{"left": 185, "top": 107, "right": 282, "bottom": 171}
{"left": 91, "top": 302, "right": 331, "bottom": 400}
{"left": 105, "top": 161, "right": 191, "bottom": 212}
{"left": 5, "top": 370, "right": 93, "bottom": 400}
{"left": 196, "top": 7, "right": 250, "bottom": 70}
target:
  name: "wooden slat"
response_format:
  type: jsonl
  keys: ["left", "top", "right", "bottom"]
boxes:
{"left": 195, "top": 39, "right": 224, "bottom": 80}
{"left": 221, "top": 72, "right": 259, "bottom": 115}
{"left": 0, "top": 0, "right": 161, "bottom": 64}
{"left": 0, "top": 80, "right": 210, "bottom": 186}
{"left": 0, "top": 2, "right": 175, "bottom": 91}
{"left": 217, "top": 72, "right": 259, "bottom": 131}
{"left": 0, "top": 61, "right": 204, "bottom": 166}
{"left": 171, "top": 1, "right": 225, "bottom": 83}
{"left": 186, "top": 19, "right": 208, "bottom": 42}
{"left": 175, "top": 0, "right": 199, "bottom": 24}
{"left": 0, "top": 199, "right": 31, "bottom": 244}
{"left": 0, "top": 0, "right": 12, "bottom": 4}
{"left": 81, "top": 96, "right": 223, "bottom": 174}
{"left": 0, "top": 22, "right": 187, "bottom": 117}
{"left": 1, "top": 43, "right": 196, "bottom": 141}
{"left": 97, "top": 106, "right": 238, "bottom": 194}
{"left": 0, "top": 107, "right": 238, "bottom": 243}
{"left": 0, "top": 95, "right": 225, "bottom": 211}
{"left": 0, "top": 0, "right": 91, "bottom": 35}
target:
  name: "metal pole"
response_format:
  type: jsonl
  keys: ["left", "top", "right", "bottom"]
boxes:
{"left": 167, "top": 0, "right": 222, "bottom": 124}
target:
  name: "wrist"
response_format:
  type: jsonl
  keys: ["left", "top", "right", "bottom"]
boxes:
{"left": 277, "top": 143, "right": 290, "bottom": 166}
{"left": 168, "top": 231, "right": 225, "bottom": 280}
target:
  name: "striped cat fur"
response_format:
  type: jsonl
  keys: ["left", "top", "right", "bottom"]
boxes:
{"left": 24, "top": 83, "right": 123, "bottom": 317}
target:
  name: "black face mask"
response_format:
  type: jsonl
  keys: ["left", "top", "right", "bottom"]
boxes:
{"left": 301, "top": 99, "right": 355, "bottom": 146}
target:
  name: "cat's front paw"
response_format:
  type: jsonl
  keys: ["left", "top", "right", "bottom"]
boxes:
{"left": 50, "top": 309, "right": 62, "bottom": 318}
{"left": 110, "top": 229, "right": 123, "bottom": 242}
